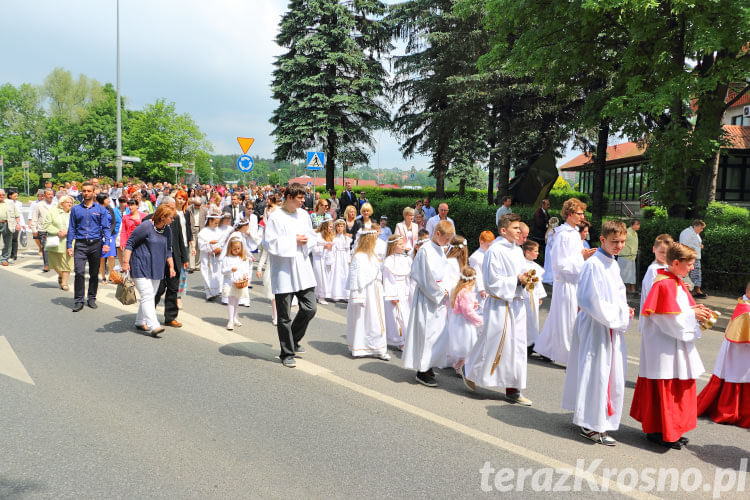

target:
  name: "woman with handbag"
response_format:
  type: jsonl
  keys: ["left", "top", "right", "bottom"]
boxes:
{"left": 121, "top": 204, "right": 177, "bottom": 337}
{"left": 43, "top": 195, "right": 75, "bottom": 291}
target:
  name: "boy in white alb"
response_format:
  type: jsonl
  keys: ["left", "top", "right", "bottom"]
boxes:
{"left": 639, "top": 234, "right": 673, "bottom": 332}
{"left": 464, "top": 213, "right": 533, "bottom": 405}
{"left": 562, "top": 220, "right": 633, "bottom": 446}
{"left": 403, "top": 220, "right": 455, "bottom": 387}
{"left": 535, "top": 198, "right": 596, "bottom": 364}
{"left": 468, "top": 231, "right": 495, "bottom": 313}
{"left": 262, "top": 183, "right": 318, "bottom": 368}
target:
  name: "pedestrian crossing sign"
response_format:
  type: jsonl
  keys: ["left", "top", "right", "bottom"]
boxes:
{"left": 306, "top": 152, "right": 325, "bottom": 171}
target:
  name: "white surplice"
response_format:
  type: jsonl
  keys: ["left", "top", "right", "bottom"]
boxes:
{"left": 327, "top": 234, "right": 351, "bottom": 301}
{"left": 262, "top": 207, "right": 316, "bottom": 294}
{"left": 402, "top": 241, "right": 449, "bottom": 371}
{"left": 197, "top": 225, "right": 224, "bottom": 298}
{"left": 638, "top": 261, "right": 667, "bottom": 333}
{"left": 523, "top": 259, "right": 547, "bottom": 346}
{"left": 346, "top": 253, "right": 387, "bottom": 357}
{"left": 534, "top": 223, "right": 584, "bottom": 364}
{"left": 383, "top": 253, "right": 413, "bottom": 347}
{"left": 562, "top": 250, "right": 630, "bottom": 432}
{"left": 639, "top": 283, "right": 705, "bottom": 380}
{"left": 465, "top": 237, "right": 528, "bottom": 389}
{"left": 469, "top": 247, "right": 487, "bottom": 314}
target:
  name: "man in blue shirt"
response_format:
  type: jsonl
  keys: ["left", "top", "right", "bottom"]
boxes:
{"left": 422, "top": 197, "right": 436, "bottom": 220}
{"left": 67, "top": 182, "right": 111, "bottom": 311}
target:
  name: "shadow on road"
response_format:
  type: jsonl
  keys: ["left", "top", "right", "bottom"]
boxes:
{"left": 0, "top": 475, "right": 44, "bottom": 499}
{"left": 688, "top": 443, "right": 750, "bottom": 471}
{"left": 29, "top": 281, "right": 58, "bottom": 289}
{"left": 308, "top": 340, "right": 351, "bottom": 358}
{"left": 219, "top": 342, "right": 277, "bottom": 363}
{"left": 486, "top": 405, "right": 653, "bottom": 450}
{"left": 50, "top": 296, "right": 75, "bottom": 309}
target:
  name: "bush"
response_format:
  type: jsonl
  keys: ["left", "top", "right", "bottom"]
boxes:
{"left": 547, "top": 188, "right": 592, "bottom": 210}
{"left": 704, "top": 201, "right": 749, "bottom": 226}
{"left": 641, "top": 206, "right": 668, "bottom": 220}
{"left": 636, "top": 217, "right": 750, "bottom": 295}
{"left": 366, "top": 196, "right": 561, "bottom": 254}
{"left": 317, "top": 185, "right": 486, "bottom": 202}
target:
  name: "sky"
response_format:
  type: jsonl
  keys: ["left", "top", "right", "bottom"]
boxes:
{"left": 0, "top": 0, "right": 580, "bottom": 172}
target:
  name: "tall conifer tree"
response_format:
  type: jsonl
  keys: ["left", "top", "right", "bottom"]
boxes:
{"left": 271, "top": 0, "right": 390, "bottom": 190}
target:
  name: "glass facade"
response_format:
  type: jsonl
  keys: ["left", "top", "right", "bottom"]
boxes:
{"left": 716, "top": 152, "right": 750, "bottom": 201}
{"left": 577, "top": 163, "right": 648, "bottom": 201}
{"left": 575, "top": 152, "right": 750, "bottom": 203}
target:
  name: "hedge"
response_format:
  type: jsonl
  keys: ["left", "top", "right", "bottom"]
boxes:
{"left": 635, "top": 216, "right": 750, "bottom": 296}
{"left": 357, "top": 196, "right": 750, "bottom": 295}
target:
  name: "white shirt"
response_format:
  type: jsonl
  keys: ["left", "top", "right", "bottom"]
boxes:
{"left": 425, "top": 215, "right": 455, "bottom": 236}
{"left": 262, "top": 207, "right": 316, "bottom": 294}
{"left": 495, "top": 205, "right": 512, "bottom": 226}
{"left": 679, "top": 227, "right": 702, "bottom": 260}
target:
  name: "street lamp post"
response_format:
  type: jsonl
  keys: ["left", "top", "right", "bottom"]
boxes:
{"left": 209, "top": 159, "right": 214, "bottom": 185}
{"left": 115, "top": 0, "right": 122, "bottom": 182}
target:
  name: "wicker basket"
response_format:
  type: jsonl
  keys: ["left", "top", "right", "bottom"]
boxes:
{"left": 233, "top": 277, "right": 249, "bottom": 289}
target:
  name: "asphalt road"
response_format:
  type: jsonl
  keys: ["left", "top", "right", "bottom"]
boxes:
{"left": 0, "top": 248, "right": 748, "bottom": 499}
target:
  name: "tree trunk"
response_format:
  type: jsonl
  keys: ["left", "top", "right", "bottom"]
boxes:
{"left": 692, "top": 52, "right": 729, "bottom": 210}
{"left": 325, "top": 131, "right": 336, "bottom": 191}
{"left": 486, "top": 108, "right": 498, "bottom": 205}
{"left": 434, "top": 140, "right": 448, "bottom": 198}
{"left": 459, "top": 177, "right": 466, "bottom": 197}
{"left": 591, "top": 119, "right": 609, "bottom": 226}
{"left": 496, "top": 154, "right": 511, "bottom": 203}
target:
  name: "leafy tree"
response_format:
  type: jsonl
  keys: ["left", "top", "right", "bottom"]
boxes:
{"left": 125, "top": 99, "right": 211, "bottom": 181}
{"left": 271, "top": 0, "right": 391, "bottom": 190}
{"left": 0, "top": 83, "right": 46, "bottom": 170}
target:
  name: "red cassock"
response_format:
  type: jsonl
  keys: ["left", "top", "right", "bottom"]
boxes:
{"left": 697, "top": 299, "right": 750, "bottom": 428}
{"left": 630, "top": 270, "right": 703, "bottom": 442}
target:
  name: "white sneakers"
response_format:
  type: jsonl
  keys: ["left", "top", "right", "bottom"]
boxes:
{"left": 580, "top": 427, "right": 616, "bottom": 446}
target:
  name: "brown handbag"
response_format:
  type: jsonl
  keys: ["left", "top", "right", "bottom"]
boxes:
{"left": 115, "top": 273, "right": 137, "bottom": 305}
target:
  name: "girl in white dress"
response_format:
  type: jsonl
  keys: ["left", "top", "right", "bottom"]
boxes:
{"left": 312, "top": 220, "right": 334, "bottom": 304}
{"left": 221, "top": 233, "right": 251, "bottom": 330}
{"left": 328, "top": 219, "right": 351, "bottom": 302}
{"left": 444, "top": 235, "right": 468, "bottom": 293}
{"left": 443, "top": 267, "right": 483, "bottom": 373}
{"left": 345, "top": 230, "right": 390, "bottom": 360}
{"left": 542, "top": 217, "right": 559, "bottom": 285}
{"left": 383, "top": 234, "right": 413, "bottom": 349}
{"left": 521, "top": 240, "right": 547, "bottom": 352}
{"left": 197, "top": 208, "right": 224, "bottom": 300}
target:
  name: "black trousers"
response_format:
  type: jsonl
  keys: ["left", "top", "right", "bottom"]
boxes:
{"left": 73, "top": 240, "right": 102, "bottom": 304}
{"left": 275, "top": 287, "right": 317, "bottom": 360}
{"left": 10, "top": 230, "right": 19, "bottom": 259}
{"left": 154, "top": 267, "right": 179, "bottom": 323}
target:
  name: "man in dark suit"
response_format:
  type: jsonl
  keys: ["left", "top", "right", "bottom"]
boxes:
{"left": 186, "top": 197, "right": 206, "bottom": 271}
{"left": 222, "top": 193, "right": 245, "bottom": 225}
{"left": 531, "top": 198, "right": 551, "bottom": 244}
{"left": 303, "top": 186, "right": 315, "bottom": 212}
{"left": 338, "top": 181, "right": 357, "bottom": 217}
{"left": 147, "top": 197, "right": 189, "bottom": 328}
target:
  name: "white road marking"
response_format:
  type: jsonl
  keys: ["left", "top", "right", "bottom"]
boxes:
{"left": 3, "top": 263, "right": 660, "bottom": 499}
{"left": 0, "top": 336, "right": 35, "bottom": 385}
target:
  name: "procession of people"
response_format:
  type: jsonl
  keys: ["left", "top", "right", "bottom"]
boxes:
{"left": 2, "top": 179, "right": 747, "bottom": 451}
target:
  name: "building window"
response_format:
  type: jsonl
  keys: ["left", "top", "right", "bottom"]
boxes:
{"left": 731, "top": 115, "right": 747, "bottom": 126}
{"left": 717, "top": 153, "right": 749, "bottom": 201}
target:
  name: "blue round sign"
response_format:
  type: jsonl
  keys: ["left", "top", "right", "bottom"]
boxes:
{"left": 237, "top": 154, "right": 254, "bottom": 172}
